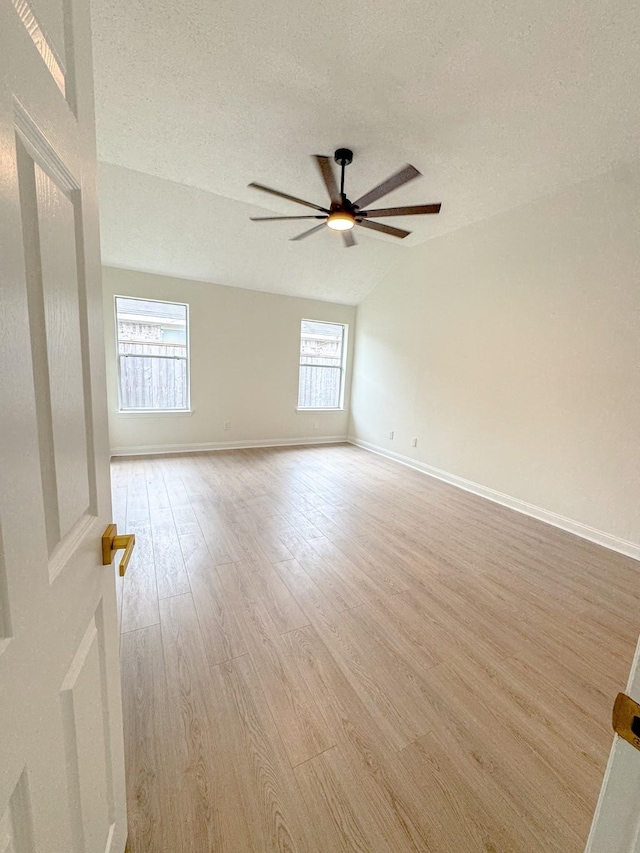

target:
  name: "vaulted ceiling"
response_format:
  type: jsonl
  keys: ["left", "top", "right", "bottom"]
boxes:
{"left": 91, "top": 0, "right": 640, "bottom": 305}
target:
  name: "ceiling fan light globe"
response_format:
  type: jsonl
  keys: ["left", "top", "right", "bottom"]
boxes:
{"left": 326, "top": 211, "right": 355, "bottom": 231}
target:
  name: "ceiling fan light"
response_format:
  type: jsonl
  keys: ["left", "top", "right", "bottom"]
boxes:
{"left": 326, "top": 211, "right": 355, "bottom": 231}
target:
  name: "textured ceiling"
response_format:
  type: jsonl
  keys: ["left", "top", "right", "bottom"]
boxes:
{"left": 97, "top": 163, "right": 403, "bottom": 304}
{"left": 91, "top": 0, "right": 640, "bottom": 304}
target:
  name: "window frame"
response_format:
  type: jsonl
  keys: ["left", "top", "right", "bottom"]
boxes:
{"left": 296, "top": 318, "right": 348, "bottom": 412}
{"left": 114, "top": 295, "right": 191, "bottom": 414}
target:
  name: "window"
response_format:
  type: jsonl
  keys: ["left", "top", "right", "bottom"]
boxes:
{"left": 115, "top": 296, "right": 189, "bottom": 411}
{"left": 298, "top": 319, "right": 347, "bottom": 409}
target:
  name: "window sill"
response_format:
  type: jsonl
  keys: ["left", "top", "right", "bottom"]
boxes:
{"left": 296, "top": 408, "right": 345, "bottom": 413}
{"left": 116, "top": 409, "right": 194, "bottom": 418}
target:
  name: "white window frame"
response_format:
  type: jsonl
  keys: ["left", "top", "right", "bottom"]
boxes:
{"left": 115, "top": 295, "right": 191, "bottom": 414}
{"left": 296, "top": 319, "right": 348, "bottom": 412}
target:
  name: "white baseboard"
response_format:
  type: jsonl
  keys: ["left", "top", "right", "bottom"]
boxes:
{"left": 111, "top": 435, "right": 348, "bottom": 457}
{"left": 348, "top": 436, "right": 640, "bottom": 562}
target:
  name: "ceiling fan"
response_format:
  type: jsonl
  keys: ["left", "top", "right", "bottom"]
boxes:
{"left": 248, "top": 148, "right": 441, "bottom": 247}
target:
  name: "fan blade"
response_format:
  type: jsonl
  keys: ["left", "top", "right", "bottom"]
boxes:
{"left": 342, "top": 230, "right": 356, "bottom": 248}
{"left": 248, "top": 182, "right": 329, "bottom": 213}
{"left": 357, "top": 219, "right": 410, "bottom": 239}
{"left": 314, "top": 156, "right": 341, "bottom": 205}
{"left": 250, "top": 215, "right": 327, "bottom": 221}
{"left": 353, "top": 164, "right": 421, "bottom": 209}
{"left": 290, "top": 222, "right": 327, "bottom": 241}
{"left": 360, "top": 203, "right": 441, "bottom": 218}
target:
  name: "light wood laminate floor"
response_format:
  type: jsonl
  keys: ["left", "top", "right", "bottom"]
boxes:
{"left": 113, "top": 444, "right": 639, "bottom": 853}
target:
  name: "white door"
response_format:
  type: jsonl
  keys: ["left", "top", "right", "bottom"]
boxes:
{"left": 586, "top": 636, "right": 640, "bottom": 852}
{"left": 0, "top": 0, "right": 127, "bottom": 851}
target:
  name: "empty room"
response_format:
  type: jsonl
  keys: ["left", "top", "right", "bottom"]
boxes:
{"left": 1, "top": 0, "right": 639, "bottom": 851}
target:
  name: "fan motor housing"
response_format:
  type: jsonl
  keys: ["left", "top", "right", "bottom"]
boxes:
{"left": 330, "top": 199, "right": 358, "bottom": 217}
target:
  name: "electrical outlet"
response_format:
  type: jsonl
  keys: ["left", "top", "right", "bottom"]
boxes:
{"left": 313, "top": 420, "right": 319, "bottom": 430}
{"left": 411, "top": 437, "right": 418, "bottom": 448}
{"left": 223, "top": 421, "right": 231, "bottom": 430}
{"left": 388, "top": 430, "right": 394, "bottom": 440}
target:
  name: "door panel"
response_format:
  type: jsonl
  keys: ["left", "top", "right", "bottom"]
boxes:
{"left": 0, "top": 0, "right": 126, "bottom": 851}
{"left": 60, "top": 614, "right": 112, "bottom": 853}
{"left": 18, "top": 133, "right": 93, "bottom": 556}
{"left": 34, "top": 162, "right": 91, "bottom": 542}
{"left": 0, "top": 770, "right": 35, "bottom": 853}
{"left": 11, "top": 0, "right": 67, "bottom": 97}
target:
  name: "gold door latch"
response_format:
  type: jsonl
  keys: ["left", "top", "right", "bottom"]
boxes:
{"left": 612, "top": 692, "right": 640, "bottom": 752}
{"left": 102, "top": 524, "right": 136, "bottom": 576}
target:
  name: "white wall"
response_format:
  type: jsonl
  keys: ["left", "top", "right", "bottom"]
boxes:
{"left": 350, "top": 163, "right": 640, "bottom": 549}
{"left": 103, "top": 267, "right": 355, "bottom": 454}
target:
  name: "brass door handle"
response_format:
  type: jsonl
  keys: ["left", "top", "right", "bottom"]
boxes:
{"left": 102, "top": 524, "right": 136, "bottom": 576}
{"left": 612, "top": 692, "right": 640, "bottom": 752}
